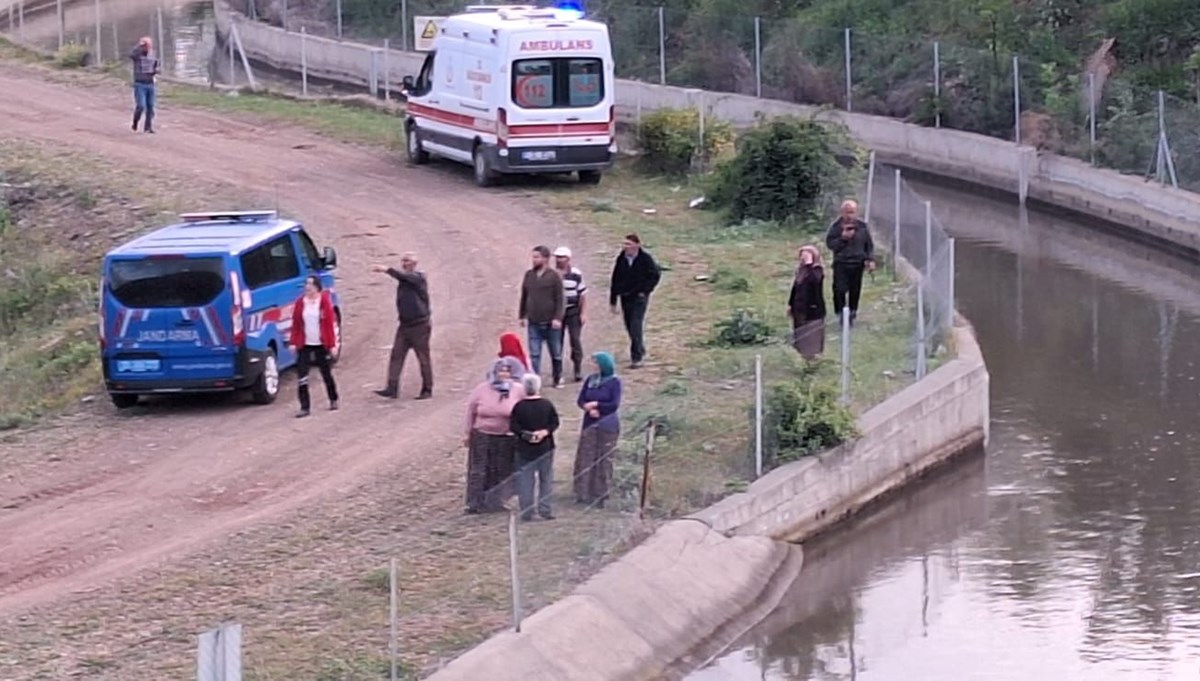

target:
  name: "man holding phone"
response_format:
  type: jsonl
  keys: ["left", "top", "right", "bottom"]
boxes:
{"left": 825, "top": 199, "right": 876, "bottom": 325}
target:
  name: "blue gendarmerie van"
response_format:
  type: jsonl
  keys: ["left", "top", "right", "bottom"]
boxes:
{"left": 99, "top": 210, "right": 340, "bottom": 408}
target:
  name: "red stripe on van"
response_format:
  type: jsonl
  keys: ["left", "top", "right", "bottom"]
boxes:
{"left": 408, "top": 103, "right": 495, "bottom": 134}
{"left": 409, "top": 103, "right": 609, "bottom": 138}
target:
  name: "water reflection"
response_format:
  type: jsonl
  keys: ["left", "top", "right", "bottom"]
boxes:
{"left": 687, "top": 183, "right": 1200, "bottom": 680}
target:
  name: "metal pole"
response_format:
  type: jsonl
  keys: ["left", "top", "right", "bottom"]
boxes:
{"left": 843, "top": 28, "right": 852, "bottom": 112}
{"left": 282, "top": 0, "right": 287, "bottom": 30}
{"left": 754, "top": 16, "right": 761, "bottom": 98}
{"left": 916, "top": 283, "right": 927, "bottom": 379}
{"left": 924, "top": 200, "right": 933, "bottom": 277}
{"left": 401, "top": 0, "right": 408, "bottom": 51}
{"left": 228, "top": 28, "right": 235, "bottom": 84}
{"left": 1088, "top": 72, "right": 1096, "bottom": 165}
{"left": 111, "top": 23, "right": 118, "bottom": 61}
{"left": 336, "top": 0, "right": 342, "bottom": 38}
{"left": 94, "top": 0, "right": 101, "bottom": 62}
{"left": 389, "top": 558, "right": 398, "bottom": 681}
{"left": 19, "top": 1, "right": 24, "bottom": 44}
{"left": 840, "top": 306, "right": 851, "bottom": 405}
{"left": 946, "top": 238, "right": 956, "bottom": 326}
{"left": 249, "top": 0, "right": 256, "bottom": 21}
{"left": 933, "top": 41, "right": 941, "bottom": 128}
{"left": 639, "top": 420, "right": 655, "bottom": 519}
{"left": 56, "top": 0, "right": 63, "bottom": 49}
{"left": 864, "top": 150, "right": 876, "bottom": 226}
{"left": 754, "top": 354, "right": 763, "bottom": 478}
{"left": 301, "top": 26, "right": 308, "bottom": 95}
{"left": 384, "top": 38, "right": 390, "bottom": 101}
{"left": 156, "top": 7, "right": 164, "bottom": 70}
{"left": 1012, "top": 55, "right": 1021, "bottom": 144}
{"left": 508, "top": 511, "right": 522, "bottom": 632}
{"left": 657, "top": 6, "right": 666, "bottom": 85}
{"left": 892, "top": 168, "right": 900, "bottom": 281}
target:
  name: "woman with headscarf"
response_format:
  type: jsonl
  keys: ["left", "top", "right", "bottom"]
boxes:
{"left": 573, "top": 351, "right": 622, "bottom": 507}
{"left": 498, "top": 331, "right": 530, "bottom": 370}
{"left": 464, "top": 356, "right": 526, "bottom": 514}
{"left": 788, "top": 244, "right": 827, "bottom": 361}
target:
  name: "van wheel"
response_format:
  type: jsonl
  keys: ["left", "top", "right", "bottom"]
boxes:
{"left": 329, "top": 311, "right": 343, "bottom": 365}
{"left": 406, "top": 125, "right": 429, "bottom": 165}
{"left": 578, "top": 170, "right": 602, "bottom": 186}
{"left": 473, "top": 147, "right": 496, "bottom": 187}
{"left": 110, "top": 393, "right": 139, "bottom": 409}
{"left": 250, "top": 349, "right": 280, "bottom": 405}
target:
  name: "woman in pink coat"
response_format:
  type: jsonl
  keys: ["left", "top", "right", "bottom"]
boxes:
{"left": 463, "top": 356, "right": 526, "bottom": 513}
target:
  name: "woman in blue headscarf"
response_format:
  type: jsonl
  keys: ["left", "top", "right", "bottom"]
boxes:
{"left": 573, "top": 351, "right": 623, "bottom": 507}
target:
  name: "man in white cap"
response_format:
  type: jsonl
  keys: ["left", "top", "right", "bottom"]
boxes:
{"left": 554, "top": 246, "right": 588, "bottom": 382}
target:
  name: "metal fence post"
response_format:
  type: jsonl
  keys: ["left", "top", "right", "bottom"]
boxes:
{"left": 916, "top": 284, "right": 927, "bottom": 379}
{"left": 1012, "top": 55, "right": 1021, "bottom": 145}
{"left": 336, "top": 0, "right": 342, "bottom": 38}
{"left": 508, "top": 511, "right": 523, "bottom": 632}
{"left": 840, "top": 306, "right": 851, "bottom": 405}
{"left": 369, "top": 50, "right": 379, "bottom": 97}
{"left": 639, "top": 420, "right": 655, "bottom": 519}
{"left": 923, "top": 200, "right": 933, "bottom": 277}
{"left": 300, "top": 26, "right": 308, "bottom": 95}
{"left": 754, "top": 354, "right": 763, "bottom": 478}
{"left": 657, "top": 6, "right": 666, "bottom": 85}
{"left": 384, "top": 38, "right": 390, "bottom": 101}
{"left": 282, "top": 0, "right": 287, "bottom": 30}
{"left": 112, "top": 23, "right": 118, "bottom": 61}
{"left": 892, "top": 168, "right": 900, "bottom": 281}
{"left": 933, "top": 41, "right": 941, "bottom": 128}
{"left": 1155, "top": 89, "right": 1179, "bottom": 188}
{"left": 248, "top": 0, "right": 256, "bottom": 21}
{"left": 94, "top": 0, "right": 101, "bottom": 62}
{"left": 753, "top": 16, "right": 761, "bottom": 98}
{"left": 56, "top": 0, "right": 63, "bottom": 49}
{"left": 18, "top": 1, "right": 24, "bottom": 44}
{"left": 946, "top": 238, "right": 956, "bottom": 326}
{"left": 843, "top": 28, "right": 852, "bottom": 112}
{"left": 401, "top": 0, "right": 408, "bottom": 51}
{"left": 864, "top": 150, "right": 876, "bottom": 226}
{"left": 156, "top": 7, "right": 164, "bottom": 68}
{"left": 1088, "top": 72, "right": 1096, "bottom": 165}
{"left": 389, "top": 558, "right": 398, "bottom": 681}
{"left": 228, "top": 28, "right": 234, "bottom": 83}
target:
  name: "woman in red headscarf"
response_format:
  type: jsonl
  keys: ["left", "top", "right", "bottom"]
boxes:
{"left": 498, "top": 331, "right": 530, "bottom": 370}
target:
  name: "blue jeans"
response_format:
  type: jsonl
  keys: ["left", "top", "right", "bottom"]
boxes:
{"left": 515, "top": 451, "right": 554, "bottom": 520}
{"left": 133, "top": 82, "right": 156, "bottom": 130}
{"left": 527, "top": 322, "right": 562, "bottom": 378}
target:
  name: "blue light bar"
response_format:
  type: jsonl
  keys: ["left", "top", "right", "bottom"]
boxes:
{"left": 555, "top": 0, "right": 584, "bottom": 19}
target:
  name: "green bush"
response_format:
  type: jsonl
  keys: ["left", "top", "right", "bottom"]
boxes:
{"left": 708, "top": 267, "right": 751, "bottom": 293}
{"left": 709, "top": 116, "right": 856, "bottom": 224}
{"left": 766, "top": 379, "right": 857, "bottom": 463}
{"left": 54, "top": 43, "right": 91, "bottom": 69}
{"left": 710, "top": 309, "right": 774, "bottom": 347}
{"left": 636, "top": 108, "right": 734, "bottom": 174}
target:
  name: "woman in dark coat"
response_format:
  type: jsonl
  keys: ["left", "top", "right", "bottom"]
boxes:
{"left": 573, "top": 351, "right": 622, "bottom": 507}
{"left": 788, "top": 245, "right": 827, "bottom": 361}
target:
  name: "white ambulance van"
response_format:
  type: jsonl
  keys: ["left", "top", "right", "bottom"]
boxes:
{"left": 401, "top": 5, "right": 616, "bottom": 186}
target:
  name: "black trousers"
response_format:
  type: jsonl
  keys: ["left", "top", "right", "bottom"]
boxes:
{"left": 297, "top": 345, "right": 338, "bottom": 410}
{"left": 832, "top": 263, "right": 866, "bottom": 317}
{"left": 619, "top": 294, "right": 649, "bottom": 363}
{"left": 564, "top": 310, "right": 584, "bottom": 374}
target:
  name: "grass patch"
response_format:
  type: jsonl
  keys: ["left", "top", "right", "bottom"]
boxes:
{"left": 544, "top": 162, "right": 925, "bottom": 515}
{"left": 164, "top": 88, "right": 404, "bottom": 147}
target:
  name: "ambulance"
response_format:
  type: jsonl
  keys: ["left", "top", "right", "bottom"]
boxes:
{"left": 401, "top": 5, "right": 616, "bottom": 186}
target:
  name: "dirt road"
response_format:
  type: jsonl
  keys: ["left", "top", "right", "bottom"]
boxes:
{"left": 0, "top": 64, "right": 596, "bottom": 616}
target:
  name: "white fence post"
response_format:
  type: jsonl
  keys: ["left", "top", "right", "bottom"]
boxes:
{"left": 754, "top": 353, "right": 763, "bottom": 478}
{"left": 335, "top": 0, "right": 342, "bottom": 38}
{"left": 401, "top": 0, "right": 408, "bottom": 51}
{"left": 229, "top": 22, "right": 257, "bottom": 90}
{"left": 508, "top": 511, "right": 523, "bottom": 632}
{"left": 300, "top": 26, "right": 308, "bottom": 95}
{"left": 156, "top": 7, "right": 164, "bottom": 68}
{"left": 946, "top": 238, "right": 956, "bottom": 328}
{"left": 56, "top": 0, "right": 63, "bottom": 49}
{"left": 864, "top": 150, "right": 876, "bottom": 226}
{"left": 228, "top": 27, "right": 234, "bottom": 84}
{"left": 753, "top": 16, "right": 761, "bottom": 98}
{"left": 840, "top": 306, "right": 851, "bottom": 405}
{"left": 891, "top": 168, "right": 900, "bottom": 281}
{"left": 843, "top": 27, "right": 852, "bottom": 112}
{"left": 19, "top": 1, "right": 24, "bottom": 43}
{"left": 369, "top": 49, "right": 379, "bottom": 96}
{"left": 281, "top": 0, "right": 287, "bottom": 30}
{"left": 93, "top": 0, "right": 101, "bottom": 62}
{"left": 933, "top": 41, "right": 941, "bottom": 128}
{"left": 916, "top": 283, "right": 927, "bottom": 380}
{"left": 1012, "top": 55, "right": 1021, "bottom": 145}
{"left": 384, "top": 38, "right": 390, "bottom": 101}
{"left": 923, "top": 200, "right": 932, "bottom": 277}
{"left": 197, "top": 623, "right": 242, "bottom": 681}
{"left": 1088, "top": 72, "right": 1096, "bottom": 165}
{"left": 657, "top": 6, "right": 666, "bottom": 85}
{"left": 389, "top": 558, "right": 398, "bottom": 681}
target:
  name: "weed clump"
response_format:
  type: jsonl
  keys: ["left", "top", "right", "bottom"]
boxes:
{"left": 765, "top": 378, "right": 857, "bottom": 464}
{"left": 636, "top": 108, "right": 733, "bottom": 174}
{"left": 710, "top": 309, "right": 774, "bottom": 347}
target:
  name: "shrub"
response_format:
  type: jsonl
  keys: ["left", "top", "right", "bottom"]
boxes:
{"left": 54, "top": 43, "right": 91, "bottom": 69}
{"left": 636, "top": 108, "right": 734, "bottom": 174}
{"left": 710, "top": 309, "right": 774, "bottom": 347}
{"left": 765, "top": 379, "right": 857, "bottom": 463}
{"left": 708, "top": 267, "right": 751, "bottom": 293}
{"left": 708, "top": 116, "right": 857, "bottom": 223}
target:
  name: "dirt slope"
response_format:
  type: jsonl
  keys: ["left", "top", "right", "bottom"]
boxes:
{"left": 0, "top": 64, "right": 595, "bottom": 616}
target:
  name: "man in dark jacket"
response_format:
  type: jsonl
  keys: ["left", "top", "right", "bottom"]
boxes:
{"left": 518, "top": 245, "right": 566, "bottom": 386}
{"left": 372, "top": 253, "right": 433, "bottom": 399}
{"left": 825, "top": 200, "right": 876, "bottom": 325}
{"left": 129, "top": 37, "right": 161, "bottom": 133}
{"left": 609, "top": 233, "right": 661, "bottom": 368}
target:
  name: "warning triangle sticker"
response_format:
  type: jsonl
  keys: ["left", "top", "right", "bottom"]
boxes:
{"left": 421, "top": 21, "right": 437, "bottom": 39}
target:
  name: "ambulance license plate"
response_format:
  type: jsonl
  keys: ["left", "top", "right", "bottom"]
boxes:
{"left": 522, "top": 150, "right": 557, "bottom": 162}
{"left": 116, "top": 359, "right": 161, "bottom": 373}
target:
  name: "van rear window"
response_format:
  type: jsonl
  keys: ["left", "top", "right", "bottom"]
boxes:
{"left": 108, "top": 257, "right": 226, "bottom": 308}
{"left": 512, "top": 58, "right": 603, "bottom": 109}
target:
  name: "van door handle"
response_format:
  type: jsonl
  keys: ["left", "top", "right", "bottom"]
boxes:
{"left": 567, "top": 117, "right": 580, "bottom": 121}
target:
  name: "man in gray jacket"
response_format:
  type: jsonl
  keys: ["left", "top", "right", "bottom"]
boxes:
{"left": 372, "top": 253, "right": 433, "bottom": 399}
{"left": 825, "top": 199, "right": 876, "bottom": 325}
{"left": 129, "top": 37, "right": 160, "bottom": 133}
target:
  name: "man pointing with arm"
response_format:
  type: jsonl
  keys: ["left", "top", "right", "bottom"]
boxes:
{"left": 372, "top": 252, "right": 433, "bottom": 400}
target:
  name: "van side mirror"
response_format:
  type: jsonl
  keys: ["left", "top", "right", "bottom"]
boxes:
{"left": 402, "top": 75, "right": 415, "bottom": 93}
{"left": 323, "top": 246, "right": 338, "bottom": 269}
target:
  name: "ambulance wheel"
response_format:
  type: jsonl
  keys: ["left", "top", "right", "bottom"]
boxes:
{"left": 406, "top": 125, "right": 429, "bottom": 165}
{"left": 110, "top": 393, "right": 139, "bottom": 409}
{"left": 250, "top": 349, "right": 280, "bottom": 405}
{"left": 578, "top": 170, "right": 603, "bottom": 186}
{"left": 473, "top": 147, "right": 496, "bottom": 187}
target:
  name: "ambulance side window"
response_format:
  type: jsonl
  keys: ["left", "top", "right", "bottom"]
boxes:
{"left": 414, "top": 52, "right": 435, "bottom": 94}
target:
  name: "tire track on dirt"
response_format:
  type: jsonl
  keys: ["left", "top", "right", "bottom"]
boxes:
{"left": 0, "top": 65, "right": 568, "bottom": 615}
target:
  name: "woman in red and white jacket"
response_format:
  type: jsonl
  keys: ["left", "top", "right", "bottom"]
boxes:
{"left": 289, "top": 275, "right": 339, "bottom": 417}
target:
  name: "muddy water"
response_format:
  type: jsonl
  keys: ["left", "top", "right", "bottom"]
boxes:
{"left": 686, "top": 181, "right": 1200, "bottom": 680}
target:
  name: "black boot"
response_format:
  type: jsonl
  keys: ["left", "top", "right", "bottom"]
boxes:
{"left": 374, "top": 383, "right": 398, "bottom": 399}
{"left": 132, "top": 110, "right": 141, "bottom": 131}
{"left": 551, "top": 359, "right": 564, "bottom": 388}
{"left": 572, "top": 362, "right": 582, "bottom": 382}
